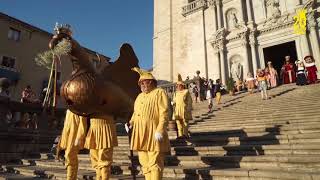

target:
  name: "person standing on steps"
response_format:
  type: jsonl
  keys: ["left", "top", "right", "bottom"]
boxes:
{"left": 172, "top": 74, "right": 193, "bottom": 138}
{"left": 129, "top": 67, "right": 170, "bottom": 180}
{"left": 267, "top": 61, "right": 278, "bottom": 88}
{"left": 256, "top": 69, "right": 269, "bottom": 100}
{"left": 59, "top": 110, "right": 87, "bottom": 180}
{"left": 281, "top": 56, "right": 296, "bottom": 84}
{"left": 304, "top": 55, "right": 318, "bottom": 84}
{"left": 295, "top": 60, "right": 308, "bottom": 86}
{"left": 84, "top": 114, "right": 118, "bottom": 179}
{"left": 214, "top": 79, "right": 222, "bottom": 105}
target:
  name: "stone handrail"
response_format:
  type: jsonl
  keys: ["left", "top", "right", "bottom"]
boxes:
{"left": 158, "top": 79, "right": 196, "bottom": 95}
{"left": 0, "top": 65, "right": 18, "bottom": 72}
{"left": 182, "top": 0, "right": 207, "bottom": 16}
{"left": 0, "top": 96, "right": 65, "bottom": 131}
{"left": 0, "top": 97, "right": 67, "bottom": 163}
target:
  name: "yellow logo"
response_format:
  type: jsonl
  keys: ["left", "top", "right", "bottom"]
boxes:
{"left": 293, "top": 9, "right": 307, "bottom": 35}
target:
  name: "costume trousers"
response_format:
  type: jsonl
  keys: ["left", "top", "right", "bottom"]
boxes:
{"left": 64, "top": 146, "right": 79, "bottom": 180}
{"left": 176, "top": 118, "right": 188, "bottom": 137}
{"left": 90, "top": 148, "right": 113, "bottom": 180}
{"left": 215, "top": 92, "right": 221, "bottom": 104}
{"left": 138, "top": 151, "right": 164, "bottom": 180}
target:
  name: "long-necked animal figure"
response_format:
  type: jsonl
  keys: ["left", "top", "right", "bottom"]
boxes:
{"left": 49, "top": 29, "right": 140, "bottom": 120}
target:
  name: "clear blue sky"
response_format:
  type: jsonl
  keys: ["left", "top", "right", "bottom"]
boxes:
{"left": 1, "top": 0, "right": 154, "bottom": 69}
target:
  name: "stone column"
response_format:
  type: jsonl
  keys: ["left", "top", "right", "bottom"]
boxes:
{"left": 241, "top": 35, "right": 250, "bottom": 79}
{"left": 219, "top": 48, "right": 226, "bottom": 85}
{"left": 212, "top": 1, "right": 218, "bottom": 31}
{"left": 246, "top": 0, "right": 254, "bottom": 28}
{"left": 238, "top": 0, "right": 245, "bottom": 24}
{"left": 215, "top": 50, "right": 221, "bottom": 80}
{"left": 246, "top": 0, "right": 253, "bottom": 22}
{"left": 299, "top": 34, "right": 311, "bottom": 57}
{"left": 308, "top": 13, "right": 320, "bottom": 75}
{"left": 216, "top": 0, "right": 222, "bottom": 28}
{"left": 249, "top": 31, "right": 258, "bottom": 75}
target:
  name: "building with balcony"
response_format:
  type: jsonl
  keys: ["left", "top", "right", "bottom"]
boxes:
{"left": 0, "top": 12, "right": 110, "bottom": 105}
{"left": 153, "top": 0, "right": 320, "bottom": 85}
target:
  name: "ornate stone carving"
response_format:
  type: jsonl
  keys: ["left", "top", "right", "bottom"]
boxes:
{"left": 307, "top": 11, "right": 317, "bottom": 29}
{"left": 240, "top": 33, "right": 248, "bottom": 46}
{"left": 208, "top": 0, "right": 215, "bottom": 7}
{"left": 249, "top": 30, "right": 257, "bottom": 46}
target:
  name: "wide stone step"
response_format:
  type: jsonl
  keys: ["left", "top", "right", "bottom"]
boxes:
{"left": 190, "top": 119, "right": 320, "bottom": 131}
{"left": 172, "top": 143, "right": 320, "bottom": 156}
{"left": 164, "top": 155, "right": 320, "bottom": 173}
{"left": 190, "top": 124, "right": 320, "bottom": 136}
{"left": 191, "top": 116, "right": 320, "bottom": 128}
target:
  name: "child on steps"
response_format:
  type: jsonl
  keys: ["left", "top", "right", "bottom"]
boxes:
{"left": 256, "top": 69, "right": 269, "bottom": 100}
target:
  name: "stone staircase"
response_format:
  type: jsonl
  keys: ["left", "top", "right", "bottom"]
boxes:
{"left": 1, "top": 83, "right": 320, "bottom": 179}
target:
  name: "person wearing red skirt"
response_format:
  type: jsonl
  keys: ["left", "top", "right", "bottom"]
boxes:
{"left": 304, "top": 55, "right": 318, "bottom": 84}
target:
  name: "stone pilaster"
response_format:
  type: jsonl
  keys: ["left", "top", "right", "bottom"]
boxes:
{"left": 240, "top": 34, "right": 250, "bottom": 79}
{"left": 307, "top": 11, "right": 320, "bottom": 76}
{"left": 219, "top": 48, "right": 226, "bottom": 85}
{"left": 249, "top": 30, "right": 258, "bottom": 76}
{"left": 216, "top": 0, "right": 222, "bottom": 28}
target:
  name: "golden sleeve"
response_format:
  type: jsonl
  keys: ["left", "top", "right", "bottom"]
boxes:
{"left": 156, "top": 90, "right": 169, "bottom": 134}
{"left": 129, "top": 98, "right": 139, "bottom": 126}
{"left": 129, "top": 112, "right": 136, "bottom": 126}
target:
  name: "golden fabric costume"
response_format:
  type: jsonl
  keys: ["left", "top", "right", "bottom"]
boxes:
{"left": 130, "top": 67, "right": 170, "bottom": 180}
{"left": 85, "top": 115, "right": 118, "bottom": 180}
{"left": 173, "top": 89, "right": 192, "bottom": 137}
{"left": 60, "top": 110, "right": 87, "bottom": 180}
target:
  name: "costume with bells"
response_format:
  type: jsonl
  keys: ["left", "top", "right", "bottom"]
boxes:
{"left": 60, "top": 110, "right": 87, "bottom": 180}
{"left": 130, "top": 67, "right": 170, "bottom": 180}
{"left": 172, "top": 74, "right": 193, "bottom": 138}
{"left": 84, "top": 114, "right": 118, "bottom": 180}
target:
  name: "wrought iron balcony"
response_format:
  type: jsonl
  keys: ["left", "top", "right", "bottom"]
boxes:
{"left": 182, "top": 0, "right": 207, "bottom": 16}
{"left": 0, "top": 65, "right": 20, "bottom": 82}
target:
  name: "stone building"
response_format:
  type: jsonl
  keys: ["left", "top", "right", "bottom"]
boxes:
{"left": 0, "top": 12, "right": 110, "bottom": 104}
{"left": 153, "top": 0, "right": 320, "bottom": 84}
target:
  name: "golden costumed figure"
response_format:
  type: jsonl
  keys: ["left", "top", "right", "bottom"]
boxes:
{"left": 59, "top": 110, "right": 87, "bottom": 180}
{"left": 129, "top": 67, "right": 170, "bottom": 180}
{"left": 46, "top": 23, "right": 141, "bottom": 180}
{"left": 172, "top": 74, "right": 193, "bottom": 138}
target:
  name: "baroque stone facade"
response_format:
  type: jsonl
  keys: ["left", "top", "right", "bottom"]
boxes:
{"left": 153, "top": 0, "right": 320, "bottom": 85}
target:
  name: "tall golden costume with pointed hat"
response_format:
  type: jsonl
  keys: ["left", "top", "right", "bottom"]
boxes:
{"left": 60, "top": 110, "right": 87, "bottom": 180}
{"left": 172, "top": 74, "right": 193, "bottom": 138}
{"left": 130, "top": 67, "right": 170, "bottom": 180}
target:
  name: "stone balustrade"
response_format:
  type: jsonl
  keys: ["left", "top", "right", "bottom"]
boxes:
{"left": 0, "top": 97, "right": 66, "bottom": 163}
{"left": 182, "top": 0, "right": 207, "bottom": 16}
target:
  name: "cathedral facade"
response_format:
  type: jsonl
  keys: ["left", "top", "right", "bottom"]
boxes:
{"left": 153, "top": 0, "right": 320, "bottom": 84}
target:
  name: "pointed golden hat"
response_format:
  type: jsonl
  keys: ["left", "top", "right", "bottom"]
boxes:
{"left": 176, "top": 73, "right": 185, "bottom": 85}
{"left": 131, "top": 67, "right": 155, "bottom": 82}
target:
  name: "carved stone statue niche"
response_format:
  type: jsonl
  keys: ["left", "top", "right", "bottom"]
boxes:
{"left": 227, "top": 9, "right": 239, "bottom": 29}
{"left": 230, "top": 58, "right": 243, "bottom": 81}
{"left": 266, "top": 0, "right": 281, "bottom": 19}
